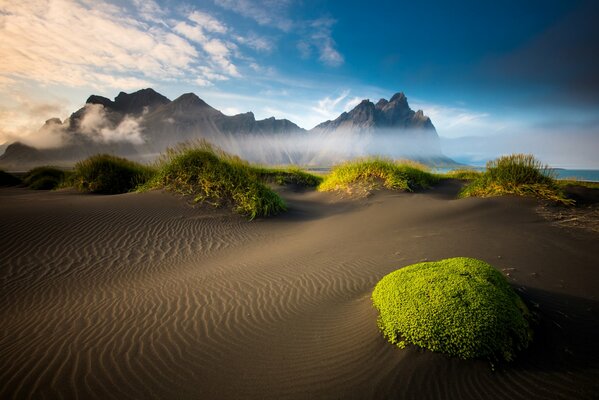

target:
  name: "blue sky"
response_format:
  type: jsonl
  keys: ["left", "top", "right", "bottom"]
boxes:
{"left": 1, "top": 0, "right": 598, "bottom": 167}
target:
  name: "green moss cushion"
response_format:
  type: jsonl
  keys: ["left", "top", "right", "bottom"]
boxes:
{"left": 372, "top": 257, "right": 532, "bottom": 361}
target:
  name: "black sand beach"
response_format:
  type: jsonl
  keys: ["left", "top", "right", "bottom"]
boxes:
{"left": 1, "top": 181, "right": 598, "bottom": 399}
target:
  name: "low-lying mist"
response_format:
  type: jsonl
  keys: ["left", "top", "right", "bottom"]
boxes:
{"left": 441, "top": 129, "right": 599, "bottom": 169}
{"left": 200, "top": 129, "right": 446, "bottom": 166}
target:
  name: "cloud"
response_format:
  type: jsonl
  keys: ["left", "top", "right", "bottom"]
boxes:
{"left": 213, "top": 0, "right": 294, "bottom": 31}
{"left": 441, "top": 126, "right": 599, "bottom": 169}
{"left": 189, "top": 10, "right": 228, "bottom": 33}
{"left": 173, "top": 12, "right": 240, "bottom": 77}
{"left": 0, "top": 0, "right": 251, "bottom": 91}
{"left": 234, "top": 33, "right": 274, "bottom": 52}
{"left": 296, "top": 18, "right": 344, "bottom": 67}
{"left": 410, "top": 101, "right": 494, "bottom": 138}
{"left": 311, "top": 90, "right": 350, "bottom": 119}
{"left": 79, "top": 104, "right": 145, "bottom": 145}
{"left": 0, "top": 93, "right": 70, "bottom": 148}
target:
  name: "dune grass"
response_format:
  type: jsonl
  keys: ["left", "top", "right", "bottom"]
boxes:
{"left": 22, "top": 166, "right": 68, "bottom": 190}
{"left": 460, "top": 154, "right": 573, "bottom": 204}
{"left": 318, "top": 157, "right": 438, "bottom": 196}
{"left": 443, "top": 168, "right": 483, "bottom": 180}
{"left": 558, "top": 179, "right": 599, "bottom": 190}
{"left": 372, "top": 257, "right": 532, "bottom": 362}
{"left": 0, "top": 170, "right": 21, "bottom": 186}
{"left": 70, "top": 154, "right": 155, "bottom": 194}
{"left": 143, "top": 141, "right": 286, "bottom": 219}
{"left": 253, "top": 166, "right": 323, "bottom": 187}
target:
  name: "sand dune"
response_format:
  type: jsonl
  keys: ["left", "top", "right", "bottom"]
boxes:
{"left": 1, "top": 182, "right": 598, "bottom": 399}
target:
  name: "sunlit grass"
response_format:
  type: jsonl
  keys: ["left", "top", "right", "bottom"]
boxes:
{"left": 442, "top": 168, "right": 483, "bottom": 180}
{"left": 253, "top": 165, "right": 323, "bottom": 187}
{"left": 460, "top": 154, "right": 573, "bottom": 204}
{"left": 142, "top": 140, "right": 286, "bottom": 219}
{"left": 318, "top": 157, "right": 438, "bottom": 196}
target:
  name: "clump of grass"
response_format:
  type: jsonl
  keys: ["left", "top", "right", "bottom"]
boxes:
{"left": 372, "top": 257, "right": 532, "bottom": 362}
{"left": 253, "top": 166, "right": 323, "bottom": 187}
{"left": 22, "top": 166, "right": 67, "bottom": 190}
{"left": 558, "top": 179, "right": 599, "bottom": 190}
{"left": 460, "top": 154, "right": 572, "bottom": 204}
{"left": 0, "top": 170, "right": 21, "bottom": 186}
{"left": 144, "top": 141, "right": 286, "bottom": 219}
{"left": 318, "top": 157, "right": 438, "bottom": 196}
{"left": 444, "top": 168, "right": 482, "bottom": 180}
{"left": 70, "top": 154, "right": 155, "bottom": 194}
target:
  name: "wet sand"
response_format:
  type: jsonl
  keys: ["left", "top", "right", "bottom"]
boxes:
{"left": 1, "top": 181, "right": 598, "bottom": 399}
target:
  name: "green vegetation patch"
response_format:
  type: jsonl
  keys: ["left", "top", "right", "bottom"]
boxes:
{"left": 71, "top": 154, "right": 155, "bottom": 194}
{"left": 372, "top": 257, "right": 532, "bottom": 361}
{"left": 443, "top": 168, "right": 482, "bottom": 180}
{"left": 318, "top": 157, "right": 438, "bottom": 196}
{"left": 144, "top": 141, "right": 286, "bottom": 219}
{"left": 253, "top": 166, "right": 323, "bottom": 187}
{"left": 460, "top": 154, "right": 572, "bottom": 204}
{"left": 22, "top": 166, "right": 67, "bottom": 190}
{"left": 0, "top": 170, "right": 21, "bottom": 186}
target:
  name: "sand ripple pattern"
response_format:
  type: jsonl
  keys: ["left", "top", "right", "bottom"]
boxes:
{"left": 1, "top": 187, "right": 598, "bottom": 399}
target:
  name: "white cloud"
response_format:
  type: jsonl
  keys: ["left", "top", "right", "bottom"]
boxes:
{"left": 189, "top": 10, "right": 228, "bottom": 33}
{"left": 80, "top": 104, "right": 145, "bottom": 144}
{"left": 312, "top": 90, "right": 350, "bottom": 118}
{"left": 234, "top": 33, "right": 274, "bottom": 52}
{"left": 0, "top": 93, "right": 71, "bottom": 148}
{"left": 0, "top": 0, "right": 250, "bottom": 92}
{"left": 344, "top": 97, "right": 362, "bottom": 112}
{"left": 214, "top": 0, "right": 294, "bottom": 31}
{"left": 295, "top": 18, "right": 344, "bottom": 67}
{"left": 410, "top": 101, "right": 495, "bottom": 138}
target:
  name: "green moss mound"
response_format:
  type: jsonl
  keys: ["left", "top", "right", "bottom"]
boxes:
{"left": 318, "top": 158, "right": 438, "bottom": 196}
{"left": 372, "top": 257, "right": 532, "bottom": 361}
{"left": 0, "top": 170, "right": 21, "bottom": 186}
{"left": 22, "top": 166, "right": 66, "bottom": 190}
{"left": 460, "top": 154, "right": 572, "bottom": 204}
{"left": 144, "top": 142, "right": 286, "bottom": 219}
{"left": 71, "top": 154, "right": 155, "bottom": 194}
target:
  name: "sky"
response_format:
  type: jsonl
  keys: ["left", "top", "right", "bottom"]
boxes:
{"left": 1, "top": 0, "right": 598, "bottom": 167}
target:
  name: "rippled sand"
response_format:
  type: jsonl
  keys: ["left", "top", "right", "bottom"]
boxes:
{"left": 1, "top": 182, "right": 598, "bottom": 399}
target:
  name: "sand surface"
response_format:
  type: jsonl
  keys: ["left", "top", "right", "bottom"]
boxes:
{"left": 1, "top": 181, "right": 598, "bottom": 399}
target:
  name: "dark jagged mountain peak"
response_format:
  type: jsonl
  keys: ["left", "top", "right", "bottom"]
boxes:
{"left": 389, "top": 92, "right": 407, "bottom": 104}
{"left": 171, "top": 92, "right": 215, "bottom": 110}
{"left": 86, "top": 95, "right": 114, "bottom": 108}
{"left": 85, "top": 88, "right": 170, "bottom": 115}
{"left": 112, "top": 88, "right": 170, "bottom": 114}
{"left": 313, "top": 92, "right": 435, "bottom": 132}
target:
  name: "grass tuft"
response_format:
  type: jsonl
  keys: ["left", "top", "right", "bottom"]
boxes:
{"left": 22, "top": 166, "right": 68, "bottom": 190}
{"left": 143, "top": 140, "right": 286, "bottom": 219}
{"left": 372, "top": 257, "right": 532, "bottom": 362}
{"left": 443, "top": 168, "right": 482, "bottom": 180}
{"left": 318, "top": 157, "right": 438, "bottom": 196}
{"left": 460, "top": 154, "right": 572, "bottom": 204}
{"left": 0, "top": 170, "right": 21, "bottom": 186}
{"left": 70, "top": 154, "right": 155, "bottom": 194}
{"left": 253, "top": 166, "right": 323, "bottom": 187}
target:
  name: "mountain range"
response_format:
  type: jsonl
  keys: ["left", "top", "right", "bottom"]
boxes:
{"left": 0, "top": 88, "right": 457, "bottom": 169}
